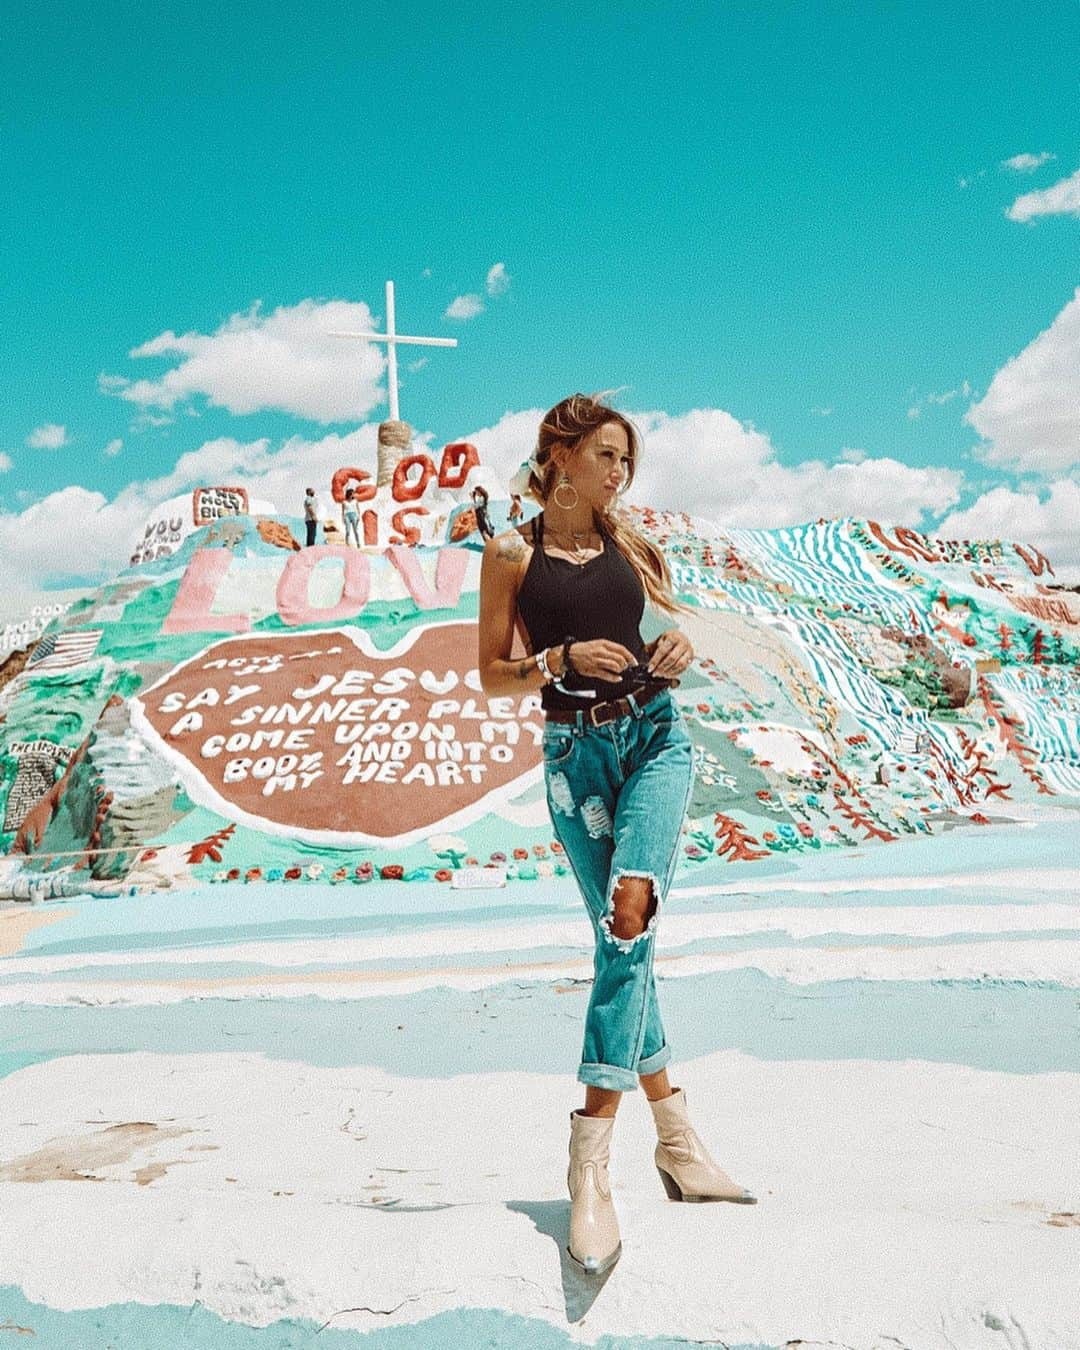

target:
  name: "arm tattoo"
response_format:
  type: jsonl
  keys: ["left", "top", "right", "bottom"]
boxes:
{"left": 517, "top": 658, "right": 533, "bottom": 680}
{"left": 496, "top": 533, "right": 527, "bottom": 562}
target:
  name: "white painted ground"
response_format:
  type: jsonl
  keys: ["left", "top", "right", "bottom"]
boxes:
{"left": 1, "top": 1050, "right": 1077, "bottom": 1347}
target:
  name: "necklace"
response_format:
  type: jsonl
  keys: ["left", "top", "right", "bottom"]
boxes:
{"left": 545, "top": 526, "right": 600, "bottom": 565}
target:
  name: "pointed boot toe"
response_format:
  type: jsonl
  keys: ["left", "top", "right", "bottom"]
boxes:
{"left": 567, "top": 1109, "right": 622, "bottom": 1274}
{"left": 649, "top": 1088, "right": 757, "bottom": 1204}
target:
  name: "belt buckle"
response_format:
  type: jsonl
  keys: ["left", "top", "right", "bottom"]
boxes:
{"left": 589, "top": 701, "right": 619, "bottom": 728}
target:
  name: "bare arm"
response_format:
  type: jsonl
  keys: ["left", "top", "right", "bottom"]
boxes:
{"left": 477, "top": 531, "right": 565, "bottom": 698}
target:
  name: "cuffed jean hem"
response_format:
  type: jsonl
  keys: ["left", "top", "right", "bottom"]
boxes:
{"left": 577, "top": 1061, "right": 641, "bottom": 1092}
{"left": 636, "top": 1043, "right": 672, "bottom": 1075}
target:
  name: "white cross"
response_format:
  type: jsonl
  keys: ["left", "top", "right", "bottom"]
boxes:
{"left": 330, "top": 280, "right": 457, "bottom": 422}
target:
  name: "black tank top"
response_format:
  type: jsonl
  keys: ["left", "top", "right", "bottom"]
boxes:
{"left": 516, "top": 513, "right": 649, "bottom": 711}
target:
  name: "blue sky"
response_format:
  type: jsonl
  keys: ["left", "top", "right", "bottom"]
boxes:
{"left": 1, "top": 0, "right": 1078, "bottom": 588}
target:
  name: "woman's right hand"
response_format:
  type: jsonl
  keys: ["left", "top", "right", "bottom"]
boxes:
{"left": 563, "top": 639, "right": 637, "bottom": 683}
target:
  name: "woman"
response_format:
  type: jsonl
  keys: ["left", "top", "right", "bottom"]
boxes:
{"left": 478, "top": 393, "right": 755, "bottom": 1278}
{"left": 341, "top": 488, "right": 361, "bottom": 547}
{"left": 471, "top": 485, "right": 495, "bottom": 540}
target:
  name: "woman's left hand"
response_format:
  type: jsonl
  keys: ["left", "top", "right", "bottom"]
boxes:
{"left": 645, "top": 628, "right": 694, "bottom": 679}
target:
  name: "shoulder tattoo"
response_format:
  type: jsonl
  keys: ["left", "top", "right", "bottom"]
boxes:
{"left": 495, "top": 532, "right": 527, "bottom": 563}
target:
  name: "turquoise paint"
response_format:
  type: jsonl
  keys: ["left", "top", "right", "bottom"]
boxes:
{"left": 11, "top": 804, "right": 1078, "bottom": 959}
{"left": 9, "top": 926, "right": 1080, "bottom": 991}
{"left": 3, "top": 967, "right": 1078, "bottom": 1083}
{"left": 15, "top": 901, "right": 576, "bottom": 960}
{"left": 0, "top": 1286, "right": 779, "bottom": 1349}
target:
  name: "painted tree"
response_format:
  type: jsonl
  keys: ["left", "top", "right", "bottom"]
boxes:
{"left": 713, "top": 813, "right": 770, "bottom": 862}
{"left": 186, "top": 822, "right": 236, "bottom": 865}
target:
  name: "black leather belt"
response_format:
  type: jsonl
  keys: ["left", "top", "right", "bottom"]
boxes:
{"left": 544, "top": 682, "right": 672, "bottom": 727}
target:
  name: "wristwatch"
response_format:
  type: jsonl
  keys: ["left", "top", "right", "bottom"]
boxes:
{"left": 561, "top": 635, "right": 578, "bottom": 676}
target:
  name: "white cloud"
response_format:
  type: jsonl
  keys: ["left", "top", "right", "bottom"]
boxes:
{"left": 965, "top": 288, "right": 1080, "bottom": 473}
{"left": 26, "top": 423, "right": 69, "bottom": 450}
{"left": 0, "top": 452, "right": 12, "bottom": 472}
{"left": 1001, "top": 151, "right": 1055, "bottom": 174}
{"left": 104, "top": 439, "right": 123, "bottom": 457}
{"left": 11, "top": 398, "right": 1072, "bottom": 594}
{"left": 908, "top": 381, "right": 973, "bottom": 420}
{"left": 1006, "top": 166, "right": 1080, "bottom": 222}
{"left": 486, "top": 263, "right": 510, "bottom": 297}
{"left": 444, "top": 294, "right": 484, "bottom": 320}
{"left": 99, "top": 299, "right": 386, "bottom": 423}
{"left": 937, "top": 479, "right": 1080, "bottom": 583}
{"left": 928, "top": 381, "right": 971, "bottom": 405}
{"left": 461, "top": 406, "right": 963, "bottom": 530}
{"left": 0, "top": 426, "right": 388, "bottom": 592}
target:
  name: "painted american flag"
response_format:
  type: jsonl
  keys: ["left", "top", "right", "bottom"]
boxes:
{"left": 26, "top": 629, "right": 103, "bottom": 672}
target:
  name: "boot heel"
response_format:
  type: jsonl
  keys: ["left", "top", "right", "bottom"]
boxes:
{"left": 656, "top": 1165, "right": 685, "bottom": 1201}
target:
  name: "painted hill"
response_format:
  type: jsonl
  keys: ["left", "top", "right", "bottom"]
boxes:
{"left": 1, "top": 487, "right": 1077, "bottom": 901}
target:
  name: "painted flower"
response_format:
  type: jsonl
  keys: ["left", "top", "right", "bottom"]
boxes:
{"left": 331, "top": 867, "right": 348, "bottom": 884}
{"left": 762, "top": 831, "right": 777, "bottom": 842}
{"left": 465, "top": 857, "right": 478, "bottom": 866}
{"left": 244, "top": 867, "right": 262, "bottom": 882}
{"left": 489, "top": 851, "right": 507, "bottom": 863}
{"left": 532, "top": 843, "right": 547, "bottom": 858}
{"left": 434, "top": 868, "right": 453, "bottom": 882}
{"left": 212, "top": 870, "right": 227, "bottom": 883}
{"left": 356, "top": 861, "right": 374, "bottom": 881}
{"left": 306, "top": 863, "right": 324, "bottom": 880}
{"left": 512, "top": 847, "right": 529, "bottom": 860}
{"left": 797, "top": 822, "right": 814, "bottom": 838}
{"left": 266, "top": 868, "right": 283, "bottom": 882}
{"left": 536, "top": 860, "right": 555, "bottom": 878}
{"left": 549, "top": 841, "right": 564, "bottom": 854}
{"left": 756, "top": 789, "right": 772, "bottom": 800}
{"left": 380, "top": 864, "right": 404, "bottom": 881}
{"left": 226, "top": 867, "right": 241, "bottom": 881}
{"left": 427, "top": 834, "right": 467, "bottom": 854}
{"left": 284, "top": 867, "right": 302, "bottom": 881}
{"left": 684, "top": 843, "right": 704, "bottom": 857}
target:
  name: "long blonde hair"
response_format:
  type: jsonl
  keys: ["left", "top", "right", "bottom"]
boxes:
{"left": 526, "top": 392, "right": 687, "bottom": 616}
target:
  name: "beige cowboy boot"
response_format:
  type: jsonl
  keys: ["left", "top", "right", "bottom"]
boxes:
{"left": 650, "top": 1087, "right": 757, "bottom": 1204}
{"left": 566, "top": 1110, "right": 622, "bottom": 1274}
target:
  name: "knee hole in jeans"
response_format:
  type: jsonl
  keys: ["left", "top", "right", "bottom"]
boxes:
{"left": 601, "top": 870, "right": 660, "bottom": 951}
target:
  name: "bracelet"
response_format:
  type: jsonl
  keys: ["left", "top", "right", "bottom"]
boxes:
{"left": 561, "top": 635, "right": 578, "bottom": 676}
{"left": 535, "top": 648, "right": 555, "bottom": 682}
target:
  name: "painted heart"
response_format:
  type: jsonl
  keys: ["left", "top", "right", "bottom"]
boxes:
{"left": 131, "top": 622, "right": 544, "bottom": 847}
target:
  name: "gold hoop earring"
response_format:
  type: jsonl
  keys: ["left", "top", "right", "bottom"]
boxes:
{"left": 553, "top": 473, "right": 579, "bottom": 510}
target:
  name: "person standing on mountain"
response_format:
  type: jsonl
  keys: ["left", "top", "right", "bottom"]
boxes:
{"left": 471, "top": 485, "right": 495, "bottom": 540}
{"left": 303, "top": 488, "right": 318, "bottom": 547}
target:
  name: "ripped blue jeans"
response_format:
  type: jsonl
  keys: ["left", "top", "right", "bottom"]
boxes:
{"left": 543, "top": 688, "right": 695, "bottom": 1092}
